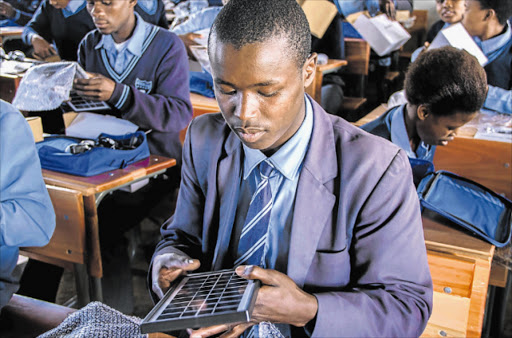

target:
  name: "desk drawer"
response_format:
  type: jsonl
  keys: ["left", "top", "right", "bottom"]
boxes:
{"left": 421, "top": 291, "right": 470, "bottom": 337}
{"left": 428, "top": 252, "right": 475, "bottom": 298}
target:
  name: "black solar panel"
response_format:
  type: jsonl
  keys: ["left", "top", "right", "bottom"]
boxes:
{"left": 140, "top": 269, "right": 259, "bottom": 334}
{"left": 67, "top": 92, "right": 110, "bottom": 112}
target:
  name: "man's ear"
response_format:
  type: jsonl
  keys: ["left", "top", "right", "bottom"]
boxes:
{"left": 130, "top": 0, "right": 137, "bottom": 9}
{"left": 483, "top": 8, "right": 495, "bottom": 22}
{"left": 417, "top": 104, "right": 430, "bottom": 121}
{"left": 303, "top": 53, "right": 317, "bottom": 89}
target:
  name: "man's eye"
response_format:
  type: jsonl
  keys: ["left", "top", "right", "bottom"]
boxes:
{"left": 258, "top": 91, "right": 278, "bottom": 98}
{"left": 220, "top": 89, "right": 236, "bottom": 95}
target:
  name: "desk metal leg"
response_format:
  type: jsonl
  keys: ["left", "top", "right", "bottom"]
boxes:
{"left": 73, "top": 263, "right": 90, "bottom": 308}
{"left": 89, "top": 277, "right": 103, "bottom": 302}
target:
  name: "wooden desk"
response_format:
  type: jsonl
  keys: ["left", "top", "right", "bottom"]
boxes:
{"left": 422, "top": 209, "right": 494, "bottom": 337}
{"left": 0, "top": 73, "right": 22, "bottom": 103}
{"left": 0, "top": 26, "right": 23, "bottom": 44}
{"left": 23, "top": 155, "right": 176, "bottom": 306}
{"left": 306, "top": 59, "right": 348, "bottom": 104}
{"left": 353, "top": 103, "right": 387, "bottom": 126}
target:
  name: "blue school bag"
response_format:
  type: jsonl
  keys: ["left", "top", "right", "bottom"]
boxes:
{"left": 37, "top": 132, "right": 150, "bottom": 177}
{"left": 410, "top": 158, "right": 512, "bottom": 247}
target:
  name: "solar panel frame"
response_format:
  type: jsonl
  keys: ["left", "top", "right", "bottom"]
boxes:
{"left": 67, "top": 92, "right": 111, "bottom": 112}
{"left": 140, "top": 269, "right": 260, "bottom": 334}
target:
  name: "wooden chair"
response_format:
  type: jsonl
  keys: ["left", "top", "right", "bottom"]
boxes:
{"left": 305, "top": 59, "right": 348, "bottom": 104}
{"left": 341, "top": 38, "right": 370, "bottom": 118}
{"left": 20, "top": 185, "right": 90, "bottom": 307}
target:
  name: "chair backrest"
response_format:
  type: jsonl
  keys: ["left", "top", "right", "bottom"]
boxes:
{"left": 21, "top": 185, "right": 86, "bottom": 269}
{"left": 343, "top": 38, "right": 370, "bottom": 97}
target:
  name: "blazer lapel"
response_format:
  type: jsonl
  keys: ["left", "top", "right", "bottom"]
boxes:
{"left": 212, "top": 132, "right": 242, "bottom": 270}
{"left": 287, "top": 98, "right": 338, "bottom": 287}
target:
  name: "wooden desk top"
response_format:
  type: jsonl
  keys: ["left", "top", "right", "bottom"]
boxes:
{"left": 423, "top": 209, "right": 494, "bottom": 261}
{"left": 42, "top": 155, "right": 176, "bottom": 197}
{"left": 316, "top": 59, "right": 348, "bottom": 73}
{"left": 0, "top": 26, "right": 24, "bottom": 37}
{"left": 190, "top": 92, "right": 219, "bottom": 113}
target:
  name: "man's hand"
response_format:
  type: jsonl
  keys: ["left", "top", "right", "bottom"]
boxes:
{"left": 73, "top": 73, "right": 116, "bottom": 102}
{"left": 379, "top": 0, "right": 396, "bottom": 20}
{"left": 179, "top": 32, "right": 203, "bottom": 60}
{"left": 190, "top": 265, "right": 319, "bottom": 338}
{"left": 151, "top": 253, "right": 200, "bottom": 299}
{"left": 0, "top": 2, "right": 15, "bottom": 18}
{"left": 31, "top": 35, "right": 57, "bottom": 60}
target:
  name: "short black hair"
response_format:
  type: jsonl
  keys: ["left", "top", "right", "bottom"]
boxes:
{"left": 405, "top": 46, "right": 487, "bottom": 116}
{"left": 474, "top": 0, "right": 512, "bottom": 25}
{"left": 209, "top": 0, "right": 311, "bottom": 68}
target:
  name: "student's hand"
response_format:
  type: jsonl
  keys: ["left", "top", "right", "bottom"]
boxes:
{"left": 379, "top": 0, "right": 396, "bottom": 21}
{"left": 31, "top": 35, "right": 57, "bottom": 60}
{"left": 73, "top": 73, "right": 116, "bottom": 101}
{"left": 0, "top": 2, "right": 15, "bottom": 18}
{"left": 151, "top": 253, "right": 201, "bottom": 299}
{"left": 189, "top": 265, "right": 319, "bottom": 338}
{"left": 179, "top": 32, "right": 202, "bottom": 60}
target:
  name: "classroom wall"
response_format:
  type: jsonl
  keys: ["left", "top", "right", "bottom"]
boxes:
{"left": 414, "top": 0, "right": 439, "bottom": 29}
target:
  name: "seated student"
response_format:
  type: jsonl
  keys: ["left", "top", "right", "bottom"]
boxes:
{"left": 426, "top": 0, "right": 465, "bottom": 43}
{"left": 22, "top": 0, "right": 168, "bottom": 61}
{"left": 462, "top": 0, "right": 512, "bottom": 115}
{"left": 0, "top": 0, "right": 42, "bottom": 27}
{"left": 73, "top": 0, "right": 191, "bottom": 313}
{"left": 0, "top": 100, "right": 55, "bottom": 311}
{"left": 410, "top": 0, "right": 465, "bottom": 62}
{"left": 362, "top": 47, "right": 487, "bottom": 164}
{"left": 150, "top": 0, "right": 432, "bottom": 337}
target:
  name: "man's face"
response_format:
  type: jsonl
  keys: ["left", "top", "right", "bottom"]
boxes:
{"left": 209, "top": 37, "right": 315, "bottom": 155}
{"left": 49, "top": 0, "right": 71, "bottom": 9}
{"left": 462, "top": 0, "right": 487, "bottom": 38}
{"left": 87, "top": 0, "right": 135, "bottom": 36}
{"left": 417, "top": 110, "right": 477, "bottom": 146}
{"left": 436, "top": 0, "right": 465, "bottom": 24}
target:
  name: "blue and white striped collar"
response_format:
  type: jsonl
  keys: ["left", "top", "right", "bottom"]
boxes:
{"left": 243, "top": 95, "right": 313, "bottom": 181}
{"left": 95, "top": 12, "right": 148, "bottom": 57}
{"left": 62, "top": 0, "right": 86, "bottom": 18}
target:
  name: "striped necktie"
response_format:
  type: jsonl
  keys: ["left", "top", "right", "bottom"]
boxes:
{"left": 235, "top": 160, "right": 275, "bottom": 267}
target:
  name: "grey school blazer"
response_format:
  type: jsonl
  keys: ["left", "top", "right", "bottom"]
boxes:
{"left": 151, "top": 97, "right": 433, "bottom": 337}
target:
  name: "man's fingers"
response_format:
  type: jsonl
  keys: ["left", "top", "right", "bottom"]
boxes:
{"left": 190, "top": 323, "right": 232, "bottom": 338}
{"left": 182, "top": 258, "right": 201, "bottom": 271}
{"left": 219, "top": 323, "right": 254, "bottom": 338}
{"left": 235, "top": 265, "right": 277, "bottom": 286}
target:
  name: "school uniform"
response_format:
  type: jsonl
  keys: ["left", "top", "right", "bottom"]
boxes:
{"left": 135, "top": 0, "right": 169, "bottom": 29}
{"left": 78, "top": 12, "right": 192, "bottom": 161}
{"left": 0, "top": 100, "right": 55, "bottom": 310}
{"left": 151, "top": 96, "right": 432, "bottom": 337}
{"left": 477, "top": 21, "right": 512, "bottom": 115}
{"left": 361, "top": 103, "right": 436, "bottom": 162}
{"left": 22, "top": 0, "right": 94, "bottom": 61}
{"left": 0, "top": 0, "right": 41, "bottom": 26}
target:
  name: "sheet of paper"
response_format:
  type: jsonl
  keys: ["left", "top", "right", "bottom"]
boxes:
{"left": 65, "top": 112, "right": 138, "bottom": 139}
{"left": 429, "top": 23, "right": 488, "bottom": 66}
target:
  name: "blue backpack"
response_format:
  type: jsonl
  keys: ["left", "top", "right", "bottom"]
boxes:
{"left": 37, "top": 131, "right": 150, "bottom": 177}
{"left": 410, "top": 158, "right": 512, "bottom": 247}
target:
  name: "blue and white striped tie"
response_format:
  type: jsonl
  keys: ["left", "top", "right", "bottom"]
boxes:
{"left": 235, "top": 160, "right": 274, "bottom": 267}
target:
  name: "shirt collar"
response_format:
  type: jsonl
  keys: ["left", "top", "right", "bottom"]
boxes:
{"left": 95, "top": 12, "right": 148, "bottom": 57}
{"left": 62, "top": 0, "right": 85, "bottom": 17}
{"left": 243, "top": 95, "right": 314, "bottom": 181}
{"left": 479, "top": 21, "right": 511, "bottom": 55}
{"left": 390, "top": 104, "right": 432, "bottom": 159}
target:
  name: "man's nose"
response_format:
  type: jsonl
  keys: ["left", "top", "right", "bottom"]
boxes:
{"left": 234, "top": 93, "right": 258, "bottom": 122}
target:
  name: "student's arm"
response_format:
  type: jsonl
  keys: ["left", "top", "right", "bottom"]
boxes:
{"left": 484, "top": 85, "right": 512, "bottom": 114}
{"left": 309, "top": 150, "right": 432, "bottom": 337}
{"left": 22, "top": 1, "right": 56, "bottom": 59}
{"left": 334, "top": 0, "right": 395, "bottom": 18}
{"left": 107, "top": 33, "right": 193, "bottom": 133}
{"left": 0, "top": 102, "right": 55, "bottom": 248}
{"left": 0, "top": 2, "right": 33, "bottom": 26}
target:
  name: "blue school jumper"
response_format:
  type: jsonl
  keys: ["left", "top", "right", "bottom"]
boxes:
{"left": 360, "top": 104, "right": 436, "bottom": 163}
{"left": 22, "top": 0, "right": 94, "bottom": 61}
{"left": 135, "top": 0, "right": 168, "bottom": 29}
{"left": 78, "top": 21, "right": 192, "bottom": 162}
{"left": 484, "top": 38, "right": 512, "bottom": 91}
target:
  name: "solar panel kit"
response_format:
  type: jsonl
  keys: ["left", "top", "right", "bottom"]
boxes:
{"left": 140, "top": 269, "right": 260, "bottom": 334}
